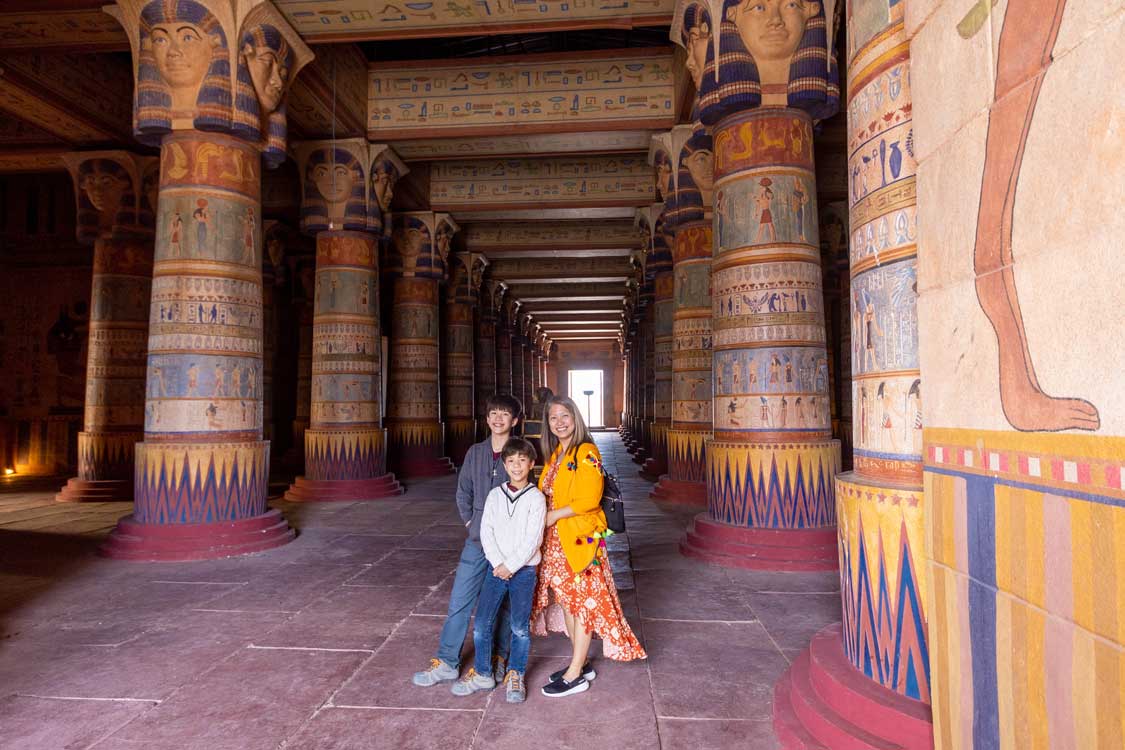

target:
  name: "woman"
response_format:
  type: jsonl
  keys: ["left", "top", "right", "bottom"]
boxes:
{"left": 531, "top": 395, "right": 645, "bottom": 697}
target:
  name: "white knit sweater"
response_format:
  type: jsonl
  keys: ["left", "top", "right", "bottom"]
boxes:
{"left": 479, "top": 483, "right": 547, "bottom": 573}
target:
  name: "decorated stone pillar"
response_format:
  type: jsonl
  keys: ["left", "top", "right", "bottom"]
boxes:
{"left": 510, "top": 306, "right": 527, "bottom": 419}
{"left": 56, "top": 153, "right": 156, "bottom": 504}
{"left": 519, "top": 314, "right": 536, "bottom": 420}
{"left": 523, "top": 329, "right": 546, "bottom": 455}
{"left": 766, "top": 4, "right": 932, "bottom": 746}
{"left": 442, "top": 252, "right": 483, "bottom": 465}
{"left": 638, "top": 203, "right": 673, "bottom": 479}
{"left": 653, "top": 118, "right": 716, "bottom": 507}
{"left": 284, "top": 140, "right": 407, "bottom": 501}
{"left": 495, "top": 292, "right": 515, "bottom": 397}
{"left": 286, "top": 255, "right": 315, "bottom": 467}
{"left": 261, "top": 220, "right": 295, "bottom": 445}
{"left": 632, "top": 274, "right": 656, "bottom": 465}
{"left": 475, "top": 278, "right": 503, "bottom": 435}
{"left": 677, "top": 0, "right": 841, "bottom": 571}
{"left": 385, "top": 212, "right": 458, "bottom": 477}
{"left": 102, "top": 0, "right": 312, "bottom": 560}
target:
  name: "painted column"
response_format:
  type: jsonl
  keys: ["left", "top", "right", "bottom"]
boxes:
{"left": 521, "top": 316, "right": 536, "bottom": 419}
{"left": 639, "top": 205, "right": 674, "bottom": 479}
{"left": 285, "top": 140, "right": 407, "bottom": 501}
{"left": 678, "top": 0, "right": 841, "bottom": 571}
{"left": 261, "top": 221, "right": 293, "bottom": 445}
{"left": 523, "top": 331, "right": 546, "bottom": 455}
{"left": 633, "top": 283, "right": 656, "bottom": 465}
{"left": 286, "top": 255, "right": 315, "bottom": 469}
{"left": 385, "top": 212, "right": 458, "bottom": 477}
{"left": 474, "top": 277, "right": 500, "bottom": 438}
{"left": 495, "top": 293, "right": 515, "bottom": 397}
{"left": 57, "top": 153, "right": 156, "bottom": 503}
{"left": 442, "top": 253, "right": 483, "bottom": 465}
{"left": 102, "top": 0, "right": 312, "bottom": 560}
{"left": 510, "top": 307, "right": 526, "bottom": 418}
{"left": 654, "top": 122, "right": 716, "bottom": 508}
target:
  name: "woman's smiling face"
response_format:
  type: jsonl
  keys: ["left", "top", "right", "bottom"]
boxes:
{"left": 547, "top": 403, "right": 575, "bottom": 443}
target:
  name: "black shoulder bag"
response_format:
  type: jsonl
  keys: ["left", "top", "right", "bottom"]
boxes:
{"left": 598, "top": 466, "right": 626, "bottom": 534}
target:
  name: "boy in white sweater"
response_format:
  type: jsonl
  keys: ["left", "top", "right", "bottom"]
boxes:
{"left": 451, "top": 437, "right": 545, "bottom": 704}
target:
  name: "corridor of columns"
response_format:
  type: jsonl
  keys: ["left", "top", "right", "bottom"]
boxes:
{"left": 0, "top": 432, "right": 841, "bottom": 749}
{"left": 1, "top": 0, "right": 1123, "bottom": 748}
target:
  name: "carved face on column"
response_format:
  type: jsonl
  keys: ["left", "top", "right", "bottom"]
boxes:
{"left": 74, "top": 158, "right": 135, "bottom": 242}
{"left": 700, "top": 0, "right": 837, "bottom": 124}
{"left": 677, "top": 127, "right": 715, "bottom": 221}
{"left": 682, "top": 3, "right": 712, "bottom": 92}
{"left": 435, "top": 227, "right": 454, "bottom": 268}
{"left": 471, "top": 259, "right": 485, "bottom": 292}
{"left": 240, "top": 26, "right": 290, "bottom": 114}
{"left": 654, "top": 151, "right": 674, "bottom": 202}
{"left": 137, "top": 0, "right": 230, "bottom": 136}
{"left": 393, "top": 216, "right": 429, "bottom": 275}
{"left": 302, "top": 147, "right": 367, "bottom": 233}
{"left": 368, "top": 158, "right": 400, "bottom": 235}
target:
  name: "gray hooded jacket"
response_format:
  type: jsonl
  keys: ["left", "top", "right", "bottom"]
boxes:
{"left": 456, "top": 438, "right": 509, "bottom": 541}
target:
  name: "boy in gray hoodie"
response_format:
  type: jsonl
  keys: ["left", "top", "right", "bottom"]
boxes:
{"left": 413, "top": 394, "right": 523, "bottom": 686}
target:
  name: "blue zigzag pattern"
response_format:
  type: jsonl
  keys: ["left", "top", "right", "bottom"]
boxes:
{"left": 136, "top": 452, "right": 268, "bottom": 525}
{"left": 708, "top": 452, "right": 835, "bottom": 528}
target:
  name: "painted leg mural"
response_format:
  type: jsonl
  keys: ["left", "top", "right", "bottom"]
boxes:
{"left": 385, "top": 213, "right": 458, "bottom": 477}
{"left": 967, "top": 0, "right": 1098, "bottom": 432}
{"left": 57, "top": 152, "right": 155, "bottom": 503}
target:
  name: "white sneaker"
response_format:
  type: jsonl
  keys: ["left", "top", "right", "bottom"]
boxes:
{"left": 450, "top": 668, "right": 496, "bottom": 696}
{"left": 412, "top": 658, "right": 458, "bottom": 687}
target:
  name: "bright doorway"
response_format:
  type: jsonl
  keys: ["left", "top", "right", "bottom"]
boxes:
{"left": 568, "top": 369, "right": 604, "bottom": 428}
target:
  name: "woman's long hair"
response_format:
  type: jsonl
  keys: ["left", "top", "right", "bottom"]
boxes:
{"left": 543, "top": 395, "right": 596, "bottom": 462}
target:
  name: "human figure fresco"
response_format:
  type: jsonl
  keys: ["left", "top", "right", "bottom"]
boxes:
{"left": 168, "top": 211, "right": 183, "bottom": 257}
{"left": 192, "top": 199, "right": 210, "bottom": 255}
{"left": 754, "top": 178, "right": 775, "bottom": 242}
{"left": 963, "top": 0, "right": 1099, "bottom": 431}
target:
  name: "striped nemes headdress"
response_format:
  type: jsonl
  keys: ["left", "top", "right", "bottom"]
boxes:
{"left": 301, "top": 147, "right": 368, "bottom": 235}
{"left": 136, "top": 0, "right": 232, "bottom": 142}
{"left": 234, "top": 23, "right": 294, "bottom": 169}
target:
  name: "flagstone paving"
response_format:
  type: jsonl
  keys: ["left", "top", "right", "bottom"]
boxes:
{"left": 0, "top": 433, "right": 842, "bottom": 749}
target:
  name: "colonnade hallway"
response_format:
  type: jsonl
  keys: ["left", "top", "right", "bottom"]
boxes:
{"left": 0, "top": 432, "right": 840, "bottom": 749}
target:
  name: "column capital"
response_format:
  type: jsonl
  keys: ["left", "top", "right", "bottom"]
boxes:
{"left": 649, "top": 126, "right": 693, "bottom": 228}
{"left": 293, "top": 140, "right": 408, "bottom": 236}
{"left": 61, "top": 151, "right": 159, "bottom": 242}
{"left": 671, "top": 0, "right": 839, "bottom": 126}
{"left": 445, "top": 252, "right": 481, "bottom": 305}
{"left": 388, "top": 211, "right": 458, "bottom": 280}
{"left": 107, "top": 0, "right": 313, "bottom": 166}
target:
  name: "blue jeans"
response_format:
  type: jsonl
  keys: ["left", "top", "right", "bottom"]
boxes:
{"left": 473, "top": 564, "right": 536, "bottom": 676}
{"left": 436, "top": 539, "right": 510, "bottom": 669}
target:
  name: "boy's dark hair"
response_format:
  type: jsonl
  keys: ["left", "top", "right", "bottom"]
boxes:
{"left": 500, "top": 437, "right": 537, "bottom": 464}
{"left": 485, "top": 393, "right": 523, "bottom": 420}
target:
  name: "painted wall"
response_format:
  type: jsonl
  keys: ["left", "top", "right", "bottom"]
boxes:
{"left": 911, "top": 0, "right": 1125, "bottom": 746}
{"left": 0, "top": 173, "right": 89, "bottom": 474}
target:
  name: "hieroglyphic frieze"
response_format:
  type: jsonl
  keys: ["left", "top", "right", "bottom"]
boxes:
{"left": 392, "top": 130, "right": 655, "bottom": 160}
{"left": 285, "top": 0, "right": 674, "bottom": 40}
{"left": 430, "top": 155, "right": 655, "bottom": 209}
{"left": 463, "top": 220, "right": 641, "bottom": 251}
{"left": 369, "top": 50, "right": 675, "bottom": 139}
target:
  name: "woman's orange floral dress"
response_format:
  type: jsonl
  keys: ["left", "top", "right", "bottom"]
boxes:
{"left": 530, "top": 458, "right": 647, "bottom": 662}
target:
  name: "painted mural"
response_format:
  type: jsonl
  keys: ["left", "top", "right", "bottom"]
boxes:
{"left": 715, "top": 171, "right": 818, "bottom": 252}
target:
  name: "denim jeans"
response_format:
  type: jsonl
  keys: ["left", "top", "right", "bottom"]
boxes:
{"left": 473, "top": 564, "right": 536, "bottom": 676}
{"left": 435, "top": 539, "right": 510, "bottom": 669}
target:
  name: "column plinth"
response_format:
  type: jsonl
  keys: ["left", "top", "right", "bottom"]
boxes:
{"left": 680, "top": 109, "right": 840, "bottom": 571}
{"left": 285, "top": 231, "right": 401, "bottom": 501}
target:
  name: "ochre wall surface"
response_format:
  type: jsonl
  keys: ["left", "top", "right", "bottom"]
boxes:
{"left": 911, "top": 0, "right": 1125, "bottom": 745}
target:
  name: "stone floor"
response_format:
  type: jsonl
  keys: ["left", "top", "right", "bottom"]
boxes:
{"left": 0, "top": 433, "right": 842, "bottom": 750}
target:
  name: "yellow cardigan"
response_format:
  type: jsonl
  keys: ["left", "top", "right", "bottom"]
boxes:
{"left": 540, "top": 441, "right": 606, "bottom": 574}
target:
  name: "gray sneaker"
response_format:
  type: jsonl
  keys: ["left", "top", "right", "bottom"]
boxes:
{"left": 412, "top": 658, "right": 458, "bottom": 687}
{"left": 450, "top": 668, "right": 496, "bottom": 696}
{"left": 504, "top": 670, "right": 526, "bottom": 704}
{"left": 492, "top": 655, "right": 507, "bottom": 684}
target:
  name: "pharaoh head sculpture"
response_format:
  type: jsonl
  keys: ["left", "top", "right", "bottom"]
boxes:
{"left": 296, "top": 141, "right": 369, "bottom": 234}
{"left": 681, "top": 2, "right": 713, "bottom": 93}
{"left": 63, "top": 152, "right": 155, "bottom": 243}
{"left": 391, "top": 213, "right": 431, "bottom": 277}
{"left": 653, "top": 148, "right": 674, "bottom": 203}
{"left": 696, "top": 0, "right": 838, "bottom": 124}
{"left": 434, "top": 215, "right": 460, "bottom": 274}
{"left": 234, "top": 20, "right": 296, "bottom": 168}
{"left": 367, "top": 146, "right": 408, "bottom": 236}
{"left": 131, "top": 0, "right": 232, "bottom": 140}
{"left": 652, "top": 127, "right": 693, "bottom": 228}
{"left": 676, "top": 124, "right": 715, "bottom": 221}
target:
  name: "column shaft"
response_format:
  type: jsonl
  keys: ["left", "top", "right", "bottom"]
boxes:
{"left": 474, "top": 303, "right": 497, "bottom": 436}
{"left": 511, "top": 331, "right": 526, "bottom": 416}
{"left": 495, "top": 315, "right": 513, "bottom": 396}
{"left": 443, "top": 296, "right": 476, "bottom": 465}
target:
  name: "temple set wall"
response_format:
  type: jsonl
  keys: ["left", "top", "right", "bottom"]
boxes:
{"left": 0, "top": 0, "right": 1121, "bottom": 745}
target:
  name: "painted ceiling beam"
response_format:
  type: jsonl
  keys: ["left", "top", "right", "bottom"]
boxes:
{"left": 462, "top": 220, "right": 641, "bottom": 254}
{"left": 489, "top": 256, "right": 633, "bottom": 282}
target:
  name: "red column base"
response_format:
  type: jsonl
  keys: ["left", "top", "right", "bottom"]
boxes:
{"left": 630, "top": 449, "right": 648, "bottom": 464}
{"left": 639, "top": 457, "right": 666, "bottom": 480}
{"left": 680, "top": 513, "right": 838, "bottom": 571}
{"left": 773, "top": 624, "right": 934, "bottom": 750}
{"left": 283, "top": 474, "right": 403, "bottom": 502}
{"left": 99, "top": 510, "right": 294, "bottom": 562}
{"left": 649, "top": 476, "right": 707, "bottom": 508}
{"left": 395, "top": 456, "right": 456, "bottom": 478}
{"left": 55, "top": 478, "right": 132, "bottom": 503}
